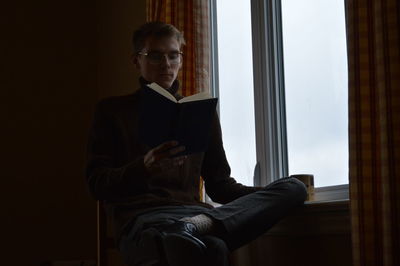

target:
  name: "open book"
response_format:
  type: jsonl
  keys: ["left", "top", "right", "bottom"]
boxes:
{"left": 139, "top": 83, "right": 218, "bottom": 155}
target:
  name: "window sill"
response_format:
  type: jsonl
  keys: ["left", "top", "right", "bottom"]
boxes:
{"left": 312, "top": 184, "right": 349, "bottom": 202}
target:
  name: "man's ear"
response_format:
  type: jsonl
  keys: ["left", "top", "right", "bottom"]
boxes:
{"left": 131, "top": 54, "right": 140, "bottom": 70}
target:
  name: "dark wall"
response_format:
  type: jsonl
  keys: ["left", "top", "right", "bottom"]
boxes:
{"left": 1, "top": 1, "right": 145, "bottom": 265}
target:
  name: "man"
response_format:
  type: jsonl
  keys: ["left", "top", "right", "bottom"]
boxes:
{"left": 86, "top": 21, "right": 307, "bottom": 266}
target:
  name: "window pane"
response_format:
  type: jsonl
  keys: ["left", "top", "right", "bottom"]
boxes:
{"left": 282, "top": 0, "right": 348, "bottom": 187}
{"left": 216, "top": 0, "right": 256, "bottom": 186}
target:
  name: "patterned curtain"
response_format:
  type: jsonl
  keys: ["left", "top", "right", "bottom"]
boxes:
{"left": 146, "top": 0, "right": 211, "bottom": 96}
{"left": 346, "top": 0, "right": 400, "bottom": 265}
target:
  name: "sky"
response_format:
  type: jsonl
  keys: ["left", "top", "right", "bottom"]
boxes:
{"left": 216, "top": 0, "right": 348, "bottom": 187}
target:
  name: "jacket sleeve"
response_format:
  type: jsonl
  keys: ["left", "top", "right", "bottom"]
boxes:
{"left": 85, "top": 100, "right": 150, "bottom": 201}
{"left": 201, "top": 113, "right": 262, "bottom": 204}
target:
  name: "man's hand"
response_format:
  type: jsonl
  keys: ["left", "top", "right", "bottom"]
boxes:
{"left": 144, "top": 141, "right": 188, "bottom": 175}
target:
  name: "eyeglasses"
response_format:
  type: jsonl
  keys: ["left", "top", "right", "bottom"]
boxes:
{"left": 138, "top": 51, "right": 183, "bottom": 65}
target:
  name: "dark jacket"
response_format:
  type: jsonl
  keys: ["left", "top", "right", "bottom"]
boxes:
{"left": 86, "top": 78, "right": 260, "bottom": 243}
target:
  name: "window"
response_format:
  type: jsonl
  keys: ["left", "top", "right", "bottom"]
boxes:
{"left": 213, "top": 0, "right": 256, "bottom": 186}
{"left": 211, "top": 0, "right": 349, "bottom": 197}
{"left": 282, "top": 0, "right": 348, "bottom": 188}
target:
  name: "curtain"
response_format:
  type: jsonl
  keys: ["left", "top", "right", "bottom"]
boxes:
{"left": 146, "top": 0, "right": 211, "bottom": 96}
{"left": 346, "top": 0, "right": 400, "bottom": 265}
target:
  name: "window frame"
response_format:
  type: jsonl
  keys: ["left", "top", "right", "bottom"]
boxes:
{"left": 250, "top": 0, "right": 288, "bottom": 186}
{"left": 209, "top": 0, "right": 349, "bottom": 201}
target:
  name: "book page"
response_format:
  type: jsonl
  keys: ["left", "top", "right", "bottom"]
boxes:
{"left": 147, "top": 83, "right": 177, "bottom": 103}
{"left": 178, "top": 92, "right": 213, "bottom": 103}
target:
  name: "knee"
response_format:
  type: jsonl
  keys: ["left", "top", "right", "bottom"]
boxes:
{"left": 288, "top": 177, "right": 308, "bottom": 202}
{"left": 266, "top": 177, "right": 308, "bottom": 203}
{"left": 201, "top": 236, "right": 230, "bottom": 266}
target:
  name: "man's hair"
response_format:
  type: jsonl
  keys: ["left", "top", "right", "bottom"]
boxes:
{"left": 132, "top": 21, "right": 186, "bottom": 54}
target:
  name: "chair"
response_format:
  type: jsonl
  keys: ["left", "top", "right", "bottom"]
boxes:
{"left": 97, "top": 201, "right": 117, "bottom": 266}
{"left": 97, "top": 179, "right": 205, "bottom": 266}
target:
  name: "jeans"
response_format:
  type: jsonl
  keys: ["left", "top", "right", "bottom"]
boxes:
{"left": 119, "top": 177, "right": 307, "bottom": 266}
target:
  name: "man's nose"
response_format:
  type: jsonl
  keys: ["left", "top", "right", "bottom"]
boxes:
{"left": 160, "top": 55, "right": 171, "bottom": 67}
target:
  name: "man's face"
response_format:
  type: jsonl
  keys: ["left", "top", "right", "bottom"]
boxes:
{"left": 134, "top": 36, "right": 182, "bottom": 89}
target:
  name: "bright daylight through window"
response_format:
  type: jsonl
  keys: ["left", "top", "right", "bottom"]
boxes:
{"left": 282, "top": 0, "right": 348, "bottom": 187}
{"left": 215, "top": 0, "right": 256, "bottom": 186}
{"left": 215, "top": 0, "right": 348, "bottom": 188}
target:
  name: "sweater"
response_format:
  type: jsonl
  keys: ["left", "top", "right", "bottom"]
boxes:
{"left": 85, "top": 78, "right": 261, "bottom": 244}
